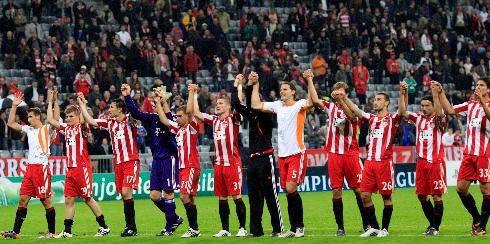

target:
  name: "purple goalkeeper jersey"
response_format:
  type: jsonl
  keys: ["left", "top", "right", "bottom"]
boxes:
{"left": 124, "top": 95, "right": 178, "bottom": 159}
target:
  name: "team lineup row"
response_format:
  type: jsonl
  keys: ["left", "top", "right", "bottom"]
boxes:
{"left": 0, "top": 69, "right": 489, "bottom": 239}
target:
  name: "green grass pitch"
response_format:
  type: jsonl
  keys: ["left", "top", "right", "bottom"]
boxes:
{"left": 0, "top": 187, "right": 488, "bottom": 243}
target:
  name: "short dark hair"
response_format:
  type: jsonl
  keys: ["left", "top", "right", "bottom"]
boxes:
{"left": 478, "top": 77, "right": 490, "bottom": 88}
{"left": 112, "top": 98, "right": 127, "bottom": 113}
{"left": 280, "top": 82, "right": 297, "bottom": 98}
{"left": 28, "top": 108, "right": 41, "bottom": 117}
{"left": 420, "top": 95, "right": 433, "bottom": 104}
{"left": 175, "top": 106, "right": 187, "bottom": 114}
{"left": 65, "top": 105, "right": 80, "bottom": 115}
{"left": 376, "top": 92, "right": 390, "bottom": 104}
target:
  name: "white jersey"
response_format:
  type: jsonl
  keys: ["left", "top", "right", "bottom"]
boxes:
{"left": 261, "top": 99, "right": 308, "bottom": 157}
{"left": 22, "top": 124, "right": 56, "bottom": 165}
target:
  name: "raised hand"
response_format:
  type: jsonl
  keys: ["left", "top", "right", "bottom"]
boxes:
{"left": 303, "top": 69, "right": 314, "bottom": 80}
{"left": 430, "top": 80, "right": 442, "bottom": 94}
{"left": 247, "top": 72, "right": 259, "bottom": 86}
{"left": 121, "top": 84, "right": 131, "bottom": 96}
{"left": 51, "top": 86, "right": 58, "bottom": 102}
{"left": 12, "top": 92, "right": 24, "bottom": 106}
{"left": 234, "top": 74, "right": 244, "bottom": 87}
{"left": 400, "top": 81, "right": 408, "bottom": 94}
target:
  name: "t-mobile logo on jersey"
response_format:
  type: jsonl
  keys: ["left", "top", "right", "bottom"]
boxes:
{"left": 155, "top": 128, "right": 166, "bottom": 136}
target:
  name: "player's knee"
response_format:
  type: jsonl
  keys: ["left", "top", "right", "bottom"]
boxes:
{"left": 480, "top": 183, "right": 490, "bottom": 195}
{"left": 149, "top": 193, "right": 161, "bottom": 202}
{"left": 417, "top": 194, "right": 428, "bottom": 202}
{"left": 163, "top": 190, "right": 174, "bottom": 200}
{"left": 40, "top": 198, "right": 53, "bottom": 208}
{"left": 180, "top": 193, "right": 190, "bottom": 203}
{"left": 332, "top": 188, "right": 342, "bottom": 199}
{"left": 285, "top": 184, "right": 297, "bottom": 193}
{"left": 83, "top": 197, "right": 93, "bottom": 204}
{"left": 432, "top": 194, "right": 442, "bottom": 202}
{"left": 360, "top": 192, "right": 371, "bottom": 203}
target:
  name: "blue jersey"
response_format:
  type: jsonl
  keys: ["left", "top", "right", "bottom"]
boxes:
{"left": 124, "top": 96, "right": 178, "bottom": 159}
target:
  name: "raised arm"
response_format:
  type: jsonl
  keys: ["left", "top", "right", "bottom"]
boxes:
{"left": 231, "top": 73, "right": 252, "bottom": 120}
{"left": 7, "top": 92, "right": 24, "bottom": 132}
{"left": 333, "top": 90, "right": 356, "bottom": 120}
{"left": 186, "top": 84, "right": 195, "bottom": 115}
{"left": 77, "top": 94, "right": 98, "bottom": 127}
{"left": 52, "top": 87, "right": 61, "bottom": 121}
{"left": 433, "top": 81, "right": 456, "bottom": 115}
{"left": 122, "top": 84, "right": 156, "bottom": 122}
{"left": 251, "top": 77, "right": 262, "bottom": 110}
{"left": 47, "top": 89, "right": 60, "bottom": 129}
{"left": 154, "top": 94, "right": 171, "bottom": 126}
{"left": 189, "top": 84, "right": 204, "bottom": 121}
{"left": 432, "top": 81, "right": 444, "bottom": 122}
{"left": 303, "top": 69, "right": 324, "bottom": 110}
{"left": 341, "top": 95, "right": 365, "bottom": 119}
{"left": 398, "top": 81, "right": 409, "bottom": 119}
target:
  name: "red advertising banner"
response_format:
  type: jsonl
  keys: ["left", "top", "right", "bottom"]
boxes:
{"left": 0, "top": 156, "right": 68, "bottom": 177}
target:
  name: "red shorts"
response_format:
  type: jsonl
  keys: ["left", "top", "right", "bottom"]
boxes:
{"left": 115, "top": 160, "right": 140, "bottom": 193}
{"left": 20, "top": 164, "right": 53, "bottom": 199}
{"left": 360, "top": 159, "right": 395, "bottom": 195}
{"left": 180, "top": 167, "right": 201, "bottom": 196}
{"left": 214, "top": 164, "right": 242, "bottom": 197}
{"left": 278, "top": 152, "right": 307, "bottom": 189}
{"left": 65, "top": 166, "right": 93, "bottom": 198}
{"left": 328, "top": 153, "right": 362, "bottom": 189}
{"left": 415, "top": 158, "right": 447, "bottom": 195}
{"left": 458, "top": 155, "right": 490, "bottom": 182}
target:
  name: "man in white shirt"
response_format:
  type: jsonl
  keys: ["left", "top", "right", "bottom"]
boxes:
{"left": 442, "top": 128, "right": 455, "bottom": 146}
{"left": 117, "top": 25, "right": 132, "bottom": 46}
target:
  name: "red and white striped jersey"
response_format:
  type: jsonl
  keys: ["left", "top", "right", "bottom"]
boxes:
{"left": 454, "top": 100, "right": 490, "bottom": 157}
{"left": 168, "top": 118, "right": 201, "bottom": 169}
{"left": 202, "top": 113, "right": 242, "bottom": 166}
{"left": 361, "top": 112, "right": 401, "bottom": 161}
{"left": 407, "top": 112, "right": 446, "bottom": 162}
{"left": 323, "top": 101, "right": 359, "bottom": 155}
{"left": 59, "top": 123, "right": 90, "bottom": 167}
{"left": 95, "top": 116, "right": 139, "bottom": 164}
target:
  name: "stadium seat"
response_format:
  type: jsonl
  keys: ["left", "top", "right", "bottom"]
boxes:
{"left": 11, "top": 150, "right": 25, "bottom": 158}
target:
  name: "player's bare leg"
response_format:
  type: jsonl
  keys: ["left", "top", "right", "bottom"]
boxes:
{"left": 83, "top": 197, "right": 110, "bottom": 236}
{"left": 121, "top": 187, "right": 137, "bottom": 237}
{"left": 232, "top": 194, "right": 247, "bottom": 237}
{"left": 180, "top": 194, "right": 200, "bottom": 237}
{"left": 1, "top": 195, "right": 31, "bottom": 239}
{"left": 280, "top": 182, "right": 304, "bottom": 238}
{"left": 456, "top": 180, "right": 482, "bottom": 234}
{"left": 360, "top": 192, "right": 380, "bottom": 237}
{"left": 478, "top": 182, "right": 490, "bottom": 235}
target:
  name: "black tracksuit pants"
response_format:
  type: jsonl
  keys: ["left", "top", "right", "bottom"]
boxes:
{"left": 247, "top": 153, "right": 284, "bottom": 235}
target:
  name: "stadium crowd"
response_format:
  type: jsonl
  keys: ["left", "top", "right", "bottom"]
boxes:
{"left": 0, "top": 0, "right": 486, "bottom": 155}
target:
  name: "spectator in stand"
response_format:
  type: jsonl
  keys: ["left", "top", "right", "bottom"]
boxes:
{"left": 353, "top": 58, "right": 369, "bottom": 105}
{"left": 306, "top": 118, "right": 322, "bottom": 149}
{"left": 453, "top": 129, "right": 463, "bottom": 146}
{"left": 183, "top": 45, "right": 202, "bottom": 83}
{"left": 442, "top": 128, "right": 455, "bottom": 147}
{"left": 58, "top": 54, "right": 76, "bottom": 93}
{"left": 0, "top": 76, "right": 10, "bottom": 99}
{"left": 154, "top": 47, "right": 170, "bottom": 80}
{"left": 386, "top": 52, "right": 401, "bottom": 84}
{"left": 24, "top": 79, "right": 46, "bottom": 103}
{"left": 0, "top": 110, "right": 8, "bottom": 150}
{"left": 2, "top": 31, "right": 17, "bottom": 69}
{"left": 74, "top": 65, "right": 92, "bottom": 97}
{"left": 136, "top": 120, "right": 147, "bottom": 153}
{"left": 403, "top": 72, "right": 417, "bottom": 104}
